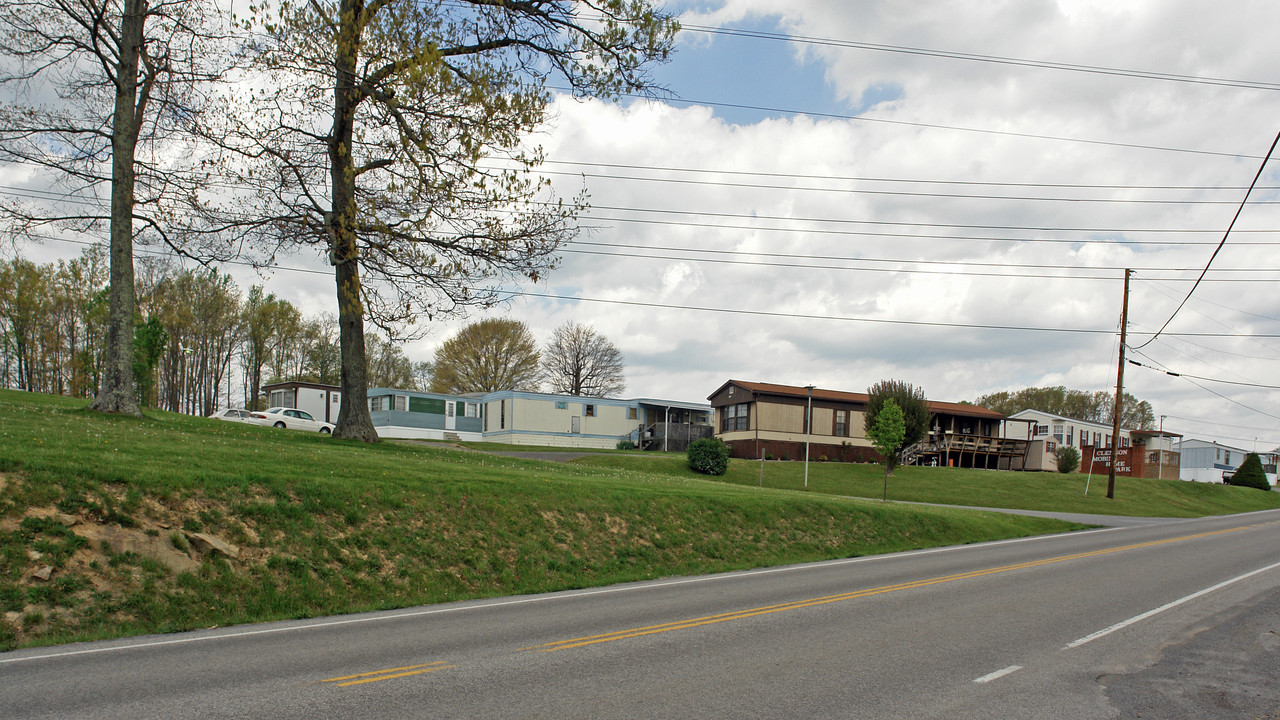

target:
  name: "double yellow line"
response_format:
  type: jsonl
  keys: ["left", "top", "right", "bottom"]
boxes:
{"left": 322, "top": 661, "right": 455, "bottom": 687}
{"left": 320, "top": 521, "right": 1273, "bottom": 687}
{"left": 533, "top": 524, "right": 1265, "bottom": 653}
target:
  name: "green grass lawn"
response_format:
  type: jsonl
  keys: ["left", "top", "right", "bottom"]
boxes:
{"left": 570, "top": 453, "right": 1280, "bottom": 518}
{"left": 0, "top": 389, "right": 1268, "bottom": 651}
{"left": 410, "top": 439, "right": 645, "bottom": 454}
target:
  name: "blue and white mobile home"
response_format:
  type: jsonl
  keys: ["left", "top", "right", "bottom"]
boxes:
{"left": 367, "top": 387, "right": 484, "bottom": 441}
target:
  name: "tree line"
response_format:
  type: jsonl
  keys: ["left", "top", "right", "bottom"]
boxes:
{"left": 0, "top": 250, "right": 422, "bottom": 413}
{"left": 0, "top": 0, "right": 678, "bottom": 441}
{"left": 974, "top": 386, "right": 1156, "bottom": 430}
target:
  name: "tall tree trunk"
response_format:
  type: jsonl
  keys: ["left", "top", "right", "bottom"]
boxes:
{"left": 329, "top": 0, "right": 377, "bottom": 442}
{"left": 89, "top": 0, "right": 145, "bottom": 417}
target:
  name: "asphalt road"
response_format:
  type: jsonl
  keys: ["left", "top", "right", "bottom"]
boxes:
{"left": 3, "top": 509, "right": 1279, "bottom": 719}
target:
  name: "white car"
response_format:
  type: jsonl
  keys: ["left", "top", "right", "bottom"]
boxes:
{"left": 208, "top": 408, "right": 258, "bottom": 424}
{"left": 251, "top": 407, "right": 335, "bottom": 434}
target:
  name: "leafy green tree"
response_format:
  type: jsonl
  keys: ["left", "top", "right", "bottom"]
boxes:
{"left": 1054, "top": 445, "right": 1081, "bottom": 474}
{"left": 866, "top": 398, "right": 906, "bottom": 500}
{"left": 974, "top": 386, "right": 1155, "bottom": 430}
{"left": 865, "top": 380, "right": 930, "bottom": 450}
{"left": 1227, "top": 453, "right": 1271, "bottom": 491}
{"left": 132, "top": 316, "right": 168, "bottom": 408}
{"left": 430, "top": 319, "right": 542, "bottom": 394}
{"left": 210, "top": 1, "right": 678, "bottom": 441}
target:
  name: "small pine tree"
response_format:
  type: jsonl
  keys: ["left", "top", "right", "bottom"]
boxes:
{"left": 1228, "top": 453, "right": 1271, "bottom": 491}
{"left": 1054, "top": 445, "right": 1081, "bottom": 474}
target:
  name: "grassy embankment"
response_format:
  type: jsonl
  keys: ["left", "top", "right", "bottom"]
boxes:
{"left": 0, "top": 390, "right": 1270, "bottom": 651}
{"left": 570, "top": 452, "right": 1280, "bottom": 518}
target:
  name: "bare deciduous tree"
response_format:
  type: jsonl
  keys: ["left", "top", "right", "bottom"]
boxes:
{"left": 208, "top": 0, "right": 677, "bottom": 440}
{"left": 0, "top": 0, "right": 229, "bottom": 416}
{"left": 541, "top": 321, "right": 625, "bottom": 398}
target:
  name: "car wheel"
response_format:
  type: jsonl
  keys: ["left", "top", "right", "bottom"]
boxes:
{"left": 273, "top": 421, "right": 286, "bottom": 428}
{"left": 320, "top": 427, "right": 331, "bottom": 434}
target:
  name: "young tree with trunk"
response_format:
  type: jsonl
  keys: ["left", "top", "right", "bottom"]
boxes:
{"left": 212, "top": 1, "right": 677, "bottom": 440}
{"left": 541, "top": 321, "right": 626, "bottom": 398}
{"left": 866, "top": 398, "right": 905, "bottom": 501}
{"left": 429, "top": 318, "right": 541, "bottom": 394}
{"left": 865, "top": 379, "right": 930, "bottom": 452}
{"left": 0, "top": 1, "right": 229, "bottom": 416}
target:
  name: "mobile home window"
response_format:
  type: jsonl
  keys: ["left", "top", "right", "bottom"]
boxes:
{"left": 1035, "top": 424, "right": 1048, "bottom": 436}
{"left": 585, "top": 404, "right": 596, "bottom": 417}
{"left": 395, "top": 395, "right": 407, "bottom": 411}
{"left": 721, "top": 403, "right": 749, "bottom": 432}
{"left": 465, "top": 402, "right": 477, "bottom": 418}
{"left": 627, "top": 407, "right": 638, "bottom": 420}
{"left": 555, "top": 401, "right": 567, "bottom": 410}
{"left": 834, "top": 409, "right": 849, "bottom": 437}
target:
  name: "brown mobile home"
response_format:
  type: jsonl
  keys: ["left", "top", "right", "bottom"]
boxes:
{"left": 708, "top": 380, "right": 1029, "bottom": 469}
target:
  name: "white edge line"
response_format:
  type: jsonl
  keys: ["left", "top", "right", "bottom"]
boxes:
{"left": 0, "top": 525, "right": 1122, "bottom": 666}
{"left": 974, "top": 665, "right": 1023, "bottom": 684}
{"left": 1063, "top": 558, "right": 1280, "bottom": 650}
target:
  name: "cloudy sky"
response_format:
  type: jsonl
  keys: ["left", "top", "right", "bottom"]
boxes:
{"left": 10, "top": 1, "right": 1280, "bottom": 450}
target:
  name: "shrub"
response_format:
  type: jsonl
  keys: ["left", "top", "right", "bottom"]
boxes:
{"left": 615, "top": 439, "right": 637, "bottom": 451}
{"left": 1227, "top": 453, "right": 1271, "bottom": 491}
{"left": 1054, "top": 445, "right": 1081, "bottom": 474}
{"left": 687, "top": 437, "right": 730, "bottom": 476}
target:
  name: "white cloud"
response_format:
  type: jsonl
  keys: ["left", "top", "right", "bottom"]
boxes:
{"left": 8, "top": 1, "right": 1279, "bottom": 446}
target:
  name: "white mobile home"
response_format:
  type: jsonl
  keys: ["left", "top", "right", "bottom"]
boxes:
{"left": 262, "top": 381, "right": 342, "bottom": 424}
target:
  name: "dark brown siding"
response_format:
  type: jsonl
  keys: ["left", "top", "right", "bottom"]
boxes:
{"left": 726, "top": 439, "right": 880, "bottom": 463}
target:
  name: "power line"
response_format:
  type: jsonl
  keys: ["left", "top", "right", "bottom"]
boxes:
{"left": 531, "top": 167, "right": 1280, "bottom": 205}
{"left": 565, "top": 240, "right": 1275, "bottom": 275}
{"left": 593, "top": 91, "right": 1265, "bottom": 161}
{"left": 571, "top": 203, "right": 1280, "bottom": 239}
{"left": 22, "top": 232, "right": 1279, "bottom": 339}
{"left": 574, "top": 211, "right": 1280, "bottom": 247}
{"left": 679, "top": 23, "right": 1280, "bottom": 93}
{"left": 1173, "top": 375, "right": 1280, "bottom": 423}
{"left": 542, "top": 159, "right": 1280, "bottom": 192}
{"left": 1162, "top": 414, "right": 1280, "bottom": 434}
{"left": 1134, "top": 128, "right": 1280, "bottom": 349}
{"left": 1126, "top": 358, "right": 1280, "bottom": 389}
{"left": 560, "top": 246, "right": 1278, "bottom": 282}
{"left": 1140, "top": 278, "right": 1280, "bottom": 323}
{"left": 11, "top": 180, "right": 1280, "bottom": 251}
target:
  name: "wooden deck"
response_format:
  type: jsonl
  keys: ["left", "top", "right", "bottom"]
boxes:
{"left": 911, "top": 433, "right": 1031, "bottom": 471}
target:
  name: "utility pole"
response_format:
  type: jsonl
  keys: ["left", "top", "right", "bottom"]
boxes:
{"left": 804, "top": 385, "right": 815, "bottom": 489}
{"left": 1107, "top": 269, "right": 1131, "bottom": 500}
{"left": 1158, "top": 414, "right": 1167, "bottom": 480}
